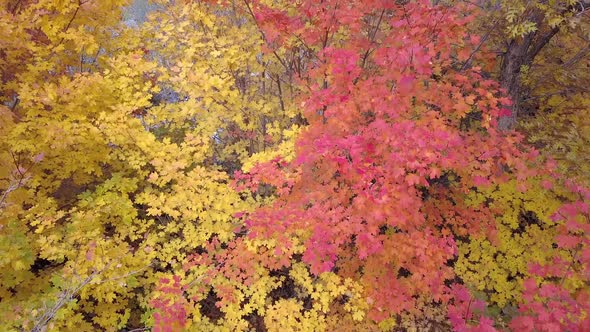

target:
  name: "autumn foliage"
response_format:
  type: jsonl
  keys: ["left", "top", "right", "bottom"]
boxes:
{"left": 1, "top": 0, "right": 589, "bottom": 331}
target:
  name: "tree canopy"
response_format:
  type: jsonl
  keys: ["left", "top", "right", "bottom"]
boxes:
{"left": 1, "top": 0, "right": 589, "bottom": 331}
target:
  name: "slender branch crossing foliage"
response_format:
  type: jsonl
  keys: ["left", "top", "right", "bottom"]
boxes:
{"left": 0, "top": 0, "right": 588, "bottom": 331}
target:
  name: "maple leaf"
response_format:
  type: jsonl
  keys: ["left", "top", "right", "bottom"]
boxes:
{"left": 555, "top": 234, "right": 580, "bottom": 249}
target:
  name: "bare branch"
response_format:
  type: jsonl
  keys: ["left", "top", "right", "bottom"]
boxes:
{"left": 31, "top": 272, "right": 98, "bottom": 332}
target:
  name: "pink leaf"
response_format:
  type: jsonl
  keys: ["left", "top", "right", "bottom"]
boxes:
{"left": 541, "top": 179, "right": 553, "bottom": 190}
{"left": 473, "top": 176, "right": 489, "bottom": 186}
{"left": 398, "top": 75, "right": 415, "bottom": 93}
{"left": 405, "top": 173, "right": 421, "bottom": 186}
{"left": 499, "top": 108, "right": 512, "bottom": 117}
{"left": 556, "top": 234, "right": 579, "bottom": 249}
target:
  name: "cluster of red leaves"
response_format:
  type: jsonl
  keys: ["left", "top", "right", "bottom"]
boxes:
{"left": 241, "top": 0, "right": 539, "bottom": 321}
{"left": 447, "top": 284, "right": 496, "bottom": 332}
{"left": 233, "top": 157, "right": 296, "bottom": 197}
{"left": 151, "top": 275, "right": 189, "bottom": 332}
{"left": 510, "top": 279, "right": 589, "bottom": 332}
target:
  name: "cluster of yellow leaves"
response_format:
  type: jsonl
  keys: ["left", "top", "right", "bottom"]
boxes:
{"left": 169, "top": 233, "right": 368, "bottom": 332}
{"left": 242, "top": 124, "right": 301, "bottom": 172}
{"left": 456, "top": 178, "right": 578, "bottom": 308}
{"left": 524, "top": 103, "right": 590, "bottom": 186}
{"left": 131, "top": 1, "right": 300, "bottom": 169}
{"left": 519, "top": 17, "right": 590, "bottom": 186}
{"left": 464, "top": 0, "right": 579, "bottom": 39}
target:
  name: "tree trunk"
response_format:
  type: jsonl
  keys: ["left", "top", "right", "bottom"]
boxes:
{"left": 498, "top": 11, "right": 560, "bottom": 130}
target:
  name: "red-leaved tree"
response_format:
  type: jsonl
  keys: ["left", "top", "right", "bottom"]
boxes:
{"left": 239, "top": 0, "right": 533, "bottom": 324}
{"left": 153, "top": 0, "right": 590, "bottom": 329}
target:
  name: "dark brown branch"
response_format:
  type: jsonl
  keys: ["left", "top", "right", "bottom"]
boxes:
{"left": 8, "top": 0, "right": 23, "bottom": 14}
{"left": 360, "top": 9, "right": 386, "bottom": 71}
{"left": 563, "top": 44, "right": 590, "bottom": 68}
{"left": 525, "top": 26, "right": 560, "bottom": 64}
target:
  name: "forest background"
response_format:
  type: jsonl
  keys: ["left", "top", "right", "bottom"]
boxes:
{"left": 1, "top": 0, "right": 589, "bottom": 331}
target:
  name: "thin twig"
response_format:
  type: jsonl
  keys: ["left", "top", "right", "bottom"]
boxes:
{"left": 460, "top": 20, "right": 498, "bottom": 71}
{"left": 241, "top": 0, "right": 290, "bottom": 72}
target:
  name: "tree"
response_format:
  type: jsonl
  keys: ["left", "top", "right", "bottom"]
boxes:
{"left": 442, "top": 0, "right": 590, "bottom": 129}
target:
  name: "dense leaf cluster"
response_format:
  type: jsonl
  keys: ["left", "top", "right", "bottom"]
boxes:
{"left": 0, "top": 0, "right": 588, "bottom": 331}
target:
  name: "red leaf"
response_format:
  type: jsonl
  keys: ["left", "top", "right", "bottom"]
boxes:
{"left": 499, "top": 108, "right": 512, "bottom": 117}
{"left": 405, "top": 173, "right": 421, "bottom": 186}
{"left": 556, "top": 234, "right": 580, "bottom": 249}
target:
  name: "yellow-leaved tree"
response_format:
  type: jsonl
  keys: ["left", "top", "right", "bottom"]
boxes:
{"left": 0, "top": 0, "right": 300, "bottom": 330}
